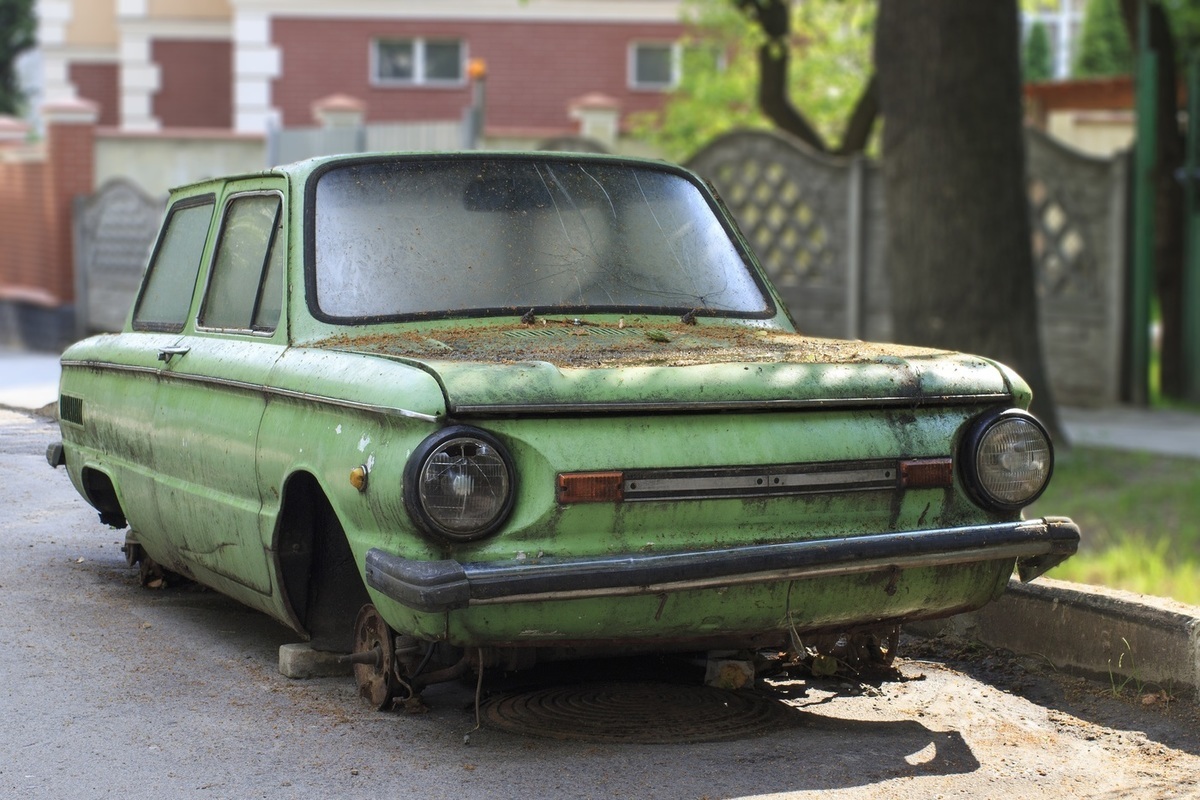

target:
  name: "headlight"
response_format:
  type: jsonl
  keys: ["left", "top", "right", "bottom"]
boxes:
{"left": 961, "top": 409, "right": 1053, "bottom": 511}
{"left": 403, "top": 426, "right": 515, "bottom": 542}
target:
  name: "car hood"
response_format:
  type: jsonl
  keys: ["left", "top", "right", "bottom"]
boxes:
{"left": 320, "top": 322, "right": 1018, "bottom": 416}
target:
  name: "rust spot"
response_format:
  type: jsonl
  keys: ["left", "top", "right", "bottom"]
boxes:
{"left": 884, "top": 566, "right": 901, "bottom": 596}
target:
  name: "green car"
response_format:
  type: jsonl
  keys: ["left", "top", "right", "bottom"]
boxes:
{"left": 50, "top": 152, "right": 1078, "bottom": 708}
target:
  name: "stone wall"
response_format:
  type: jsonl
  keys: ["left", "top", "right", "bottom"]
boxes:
{"left": 0, "top": 102, "right": 97, "bottom": 351}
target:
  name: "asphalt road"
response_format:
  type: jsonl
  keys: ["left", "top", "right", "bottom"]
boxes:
{"left": 3, "top": 407, "right": 1199, "bottom": 800}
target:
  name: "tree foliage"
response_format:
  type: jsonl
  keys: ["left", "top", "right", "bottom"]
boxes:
{"left": 1075, "top": 0, "right": 1133, "bottom": 77}
{"left": 1023, "top": 19, "right": 1054, "bottom": 81}
{"left": 0, "top": 0, "right": 35, "bottom": 115}
{"left": 1162, "top": 0, "right": 1200, "bottom": 57}
{"left": 631, "top": 0, "right": 876, "bottom": 161}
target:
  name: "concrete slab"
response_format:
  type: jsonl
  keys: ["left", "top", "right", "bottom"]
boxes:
{"left": 278, "top": 643, "right": 353, "bottom": 679}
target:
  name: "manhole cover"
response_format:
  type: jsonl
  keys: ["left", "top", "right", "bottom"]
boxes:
{"left": 482, "top": 682, "right": 796, "bottom": 743}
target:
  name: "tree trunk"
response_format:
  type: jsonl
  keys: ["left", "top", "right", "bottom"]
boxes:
{"left": 835, "top": 73, "right": 879, "bottom": 156}
{"left": 734, "top": 0, "right": 879, "bottom": 156}
{"left": 875, "top": 0, "right": 1063, "bottom": 442}
{"left": 736, "top": 0, "right": 828, "bottom": 152}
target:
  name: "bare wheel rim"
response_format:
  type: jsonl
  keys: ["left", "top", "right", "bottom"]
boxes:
{"left": 352, "top": 604, "right": 398, "bottom": 711}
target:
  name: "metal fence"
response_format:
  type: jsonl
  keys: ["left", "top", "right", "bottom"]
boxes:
{"left": 268, "top": 120, "right": 465, "bottom": 165}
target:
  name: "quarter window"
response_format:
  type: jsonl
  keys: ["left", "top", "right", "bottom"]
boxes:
{"left": 132, "top": 197, "right": 215, "bottom": 332}
{"left": 199, "top": 194, "right": 284, "bottom": 333}
{"left": 374, "top": 38, "right": 465, "bottom": 85}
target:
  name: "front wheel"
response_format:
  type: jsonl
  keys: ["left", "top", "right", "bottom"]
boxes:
{"left": 351, "top": 604, "right": 402, "bottom": 710}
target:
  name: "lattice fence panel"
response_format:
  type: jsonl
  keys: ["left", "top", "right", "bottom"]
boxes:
{"left": 690, "top": 131, "right": 855, "bottom": 338}
{"left": 689, "top": 127, "right": 1127, "bottom": 407}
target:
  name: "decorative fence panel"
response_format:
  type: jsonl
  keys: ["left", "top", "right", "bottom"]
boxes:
{"left": 688, "top": 129, "right": 1128, "bottom": 408}
{"left": 689, "top": 131, "right": 866, "bottom": 341}
{"left": 1024, "top": 129, "right": 1128, "bottom": 408}
{"left": 72, "top": 178, "right": 164, "bottom": 336}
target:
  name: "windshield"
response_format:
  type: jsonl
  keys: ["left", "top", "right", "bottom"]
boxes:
{"left": 309, "top": 156, "right": 773, "bottom": 321}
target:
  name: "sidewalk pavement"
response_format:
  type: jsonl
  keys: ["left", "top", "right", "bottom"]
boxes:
{"left": 3, "top": 347, "right": 1200, "bottom": 458}
{"left": 0, "top": 348, "right": 61, "bottom": 411}
{"left": 1059, "top": 406, "right": 1200, "bottom": 459}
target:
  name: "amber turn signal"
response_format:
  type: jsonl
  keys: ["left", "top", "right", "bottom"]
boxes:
{"left": 899, "top": 458, "right": 954, "bottom": 489}
{"left": 557, "top": 471, "right": 624, "bottom": 504}
{"left": 350, "top": 465, "right": 369, "bottom": 492}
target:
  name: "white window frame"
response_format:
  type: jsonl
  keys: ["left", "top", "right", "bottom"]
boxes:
{"left": 629, "top": 42, "right": 681, "bottom": 91}
{"left": 372, "top": 38, "right": 467, "bottom": 87}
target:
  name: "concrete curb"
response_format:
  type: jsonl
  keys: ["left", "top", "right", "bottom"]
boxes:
{"left": 910, "top": 577, "right": 1200, "bottom": 703}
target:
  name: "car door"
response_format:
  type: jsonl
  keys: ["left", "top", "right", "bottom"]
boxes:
{"left": 148, "top": 182, "right": 288, "bottom": 599}
{"left": 59, "top": 192, "right": 219, "bottom": 547}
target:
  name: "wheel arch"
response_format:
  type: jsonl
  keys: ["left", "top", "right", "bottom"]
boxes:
{"left": 273, "top": 470, "right": 371, "bottom": 651}
{"left": 79, "top": 466, "right": 128, "bottom": 529}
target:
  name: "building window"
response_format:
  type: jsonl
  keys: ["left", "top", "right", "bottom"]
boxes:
{"left": 1022, "top": 0, "right": 1085, "bottom": 79}
{"left": 630, "top": 43, "right": 678, "bottom": 90}
{"left": 374, "top": 38, "right": 465, "bottom": 85}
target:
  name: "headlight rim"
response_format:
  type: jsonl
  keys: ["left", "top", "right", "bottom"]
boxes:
{"left": 960, "top": 407, "right": 1054, "bottom": 512}
{"left": 403, "top": 425, "right": 517, "bottom": 543}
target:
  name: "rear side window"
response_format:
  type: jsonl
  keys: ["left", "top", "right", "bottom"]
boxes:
{"left": 199, "top": 193, "right": 284, "bottom": 332}
{"left": 132, "top": 197, "right": 215, "bottom": 332}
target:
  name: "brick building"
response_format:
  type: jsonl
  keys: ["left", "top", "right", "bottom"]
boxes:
{"left": 37, "top": 0, "right": 688, "bottom": 140}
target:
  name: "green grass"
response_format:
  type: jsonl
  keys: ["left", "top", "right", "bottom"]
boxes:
{"left": 1025, "top": 446, "right": 1200, "bottom": 605}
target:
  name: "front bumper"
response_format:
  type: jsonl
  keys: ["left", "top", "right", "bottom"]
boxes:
{"left": 365, "top": 517, "right": 1079, "bottom": 614}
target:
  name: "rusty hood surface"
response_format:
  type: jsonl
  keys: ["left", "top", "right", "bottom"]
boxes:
{"left": 319, "top": 321, "right": 1018, "bottom": 416}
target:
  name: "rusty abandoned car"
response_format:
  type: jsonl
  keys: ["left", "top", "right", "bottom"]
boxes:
{"left": 49, "top": 152, "right": 1078, "bottom": 709}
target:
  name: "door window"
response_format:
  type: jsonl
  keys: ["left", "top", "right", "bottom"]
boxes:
{"left": 199, "top": 194, "right": 284, "bottom": 333}
{"left": 132, "top": 197, "right": 215, "bottom": 331}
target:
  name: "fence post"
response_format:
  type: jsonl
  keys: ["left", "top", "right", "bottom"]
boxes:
{"left": 1130, "top": 0, "right": 1157, "bottom": 405}
{"left": 1183, "top": 56, "right": 1200, "bottom": 401}
{"left": 1108, "top": 149, "right": 1130, "bottom": 405}
{"left": 44, "top": 100, "right": 98, "bottom": 314}
{"left": 846, "top": 155, "right": 865, "bottom": 340}
{"left": 312, "top": 94, "right": 367, "bottom": 155}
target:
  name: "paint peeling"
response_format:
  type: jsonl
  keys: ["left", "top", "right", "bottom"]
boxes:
{"left": 358, "top": 434, "right": 370, "bottom": 452}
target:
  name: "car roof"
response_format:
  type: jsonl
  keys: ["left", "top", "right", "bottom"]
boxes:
{"left": 166, "top": 150, "right": 682, "bottom": 196}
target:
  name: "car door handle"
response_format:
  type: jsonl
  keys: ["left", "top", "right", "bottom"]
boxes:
{"left": 157, "top": 345, "right": 191, "bottom": 362}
